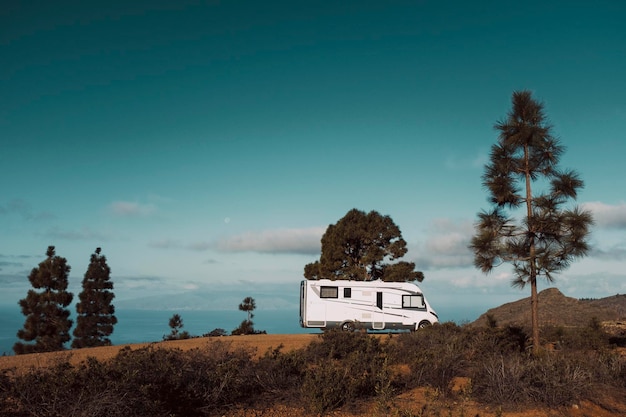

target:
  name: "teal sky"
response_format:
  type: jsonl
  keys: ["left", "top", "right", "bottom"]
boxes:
{"left": 2, "top": 1, "right": 625, "bottom": 318}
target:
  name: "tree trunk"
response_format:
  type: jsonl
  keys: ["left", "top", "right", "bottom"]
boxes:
{"left": 530, "top": 277, "right": 539, "bottom": 355}
{"left": 523, "top": 143, "right": 540, "bottom": 355}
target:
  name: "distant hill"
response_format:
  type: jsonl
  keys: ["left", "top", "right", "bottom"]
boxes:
{"left": 470, "top": 288, "right": 626, "bottom": 328}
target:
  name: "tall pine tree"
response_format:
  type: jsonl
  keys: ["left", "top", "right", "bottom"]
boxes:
{"left": 470, "top": 91, "right": 593, "bottom": 354}
{"left": 14, "top": 246, "right": 73, "bottom": 354}
{"left": 72, "top": 247, "right": 117, "bottom": 348}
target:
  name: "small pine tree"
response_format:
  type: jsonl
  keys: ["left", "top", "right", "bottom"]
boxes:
{"left": 232, "top": 297, "right": 258, "bottom": 335}
{"left": 164, "top": 314, "right": 190, "bottom": 340}
{"left": 239, "top": 296, "right": 256, "bottom": 322}
{"left": 72, "top": 248, "right": 117, "bottom": 348}
{"left": 14, "top": 246, "right": 74, "bottom": 354}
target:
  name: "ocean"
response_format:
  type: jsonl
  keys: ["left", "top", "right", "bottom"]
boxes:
{"left": 0, "top": 305, "right": 482, "bottom": 356}
{"left": 0, "top": 307, "right": 315, "bottom": 356}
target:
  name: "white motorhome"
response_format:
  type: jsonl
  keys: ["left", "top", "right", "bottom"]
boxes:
{"left": 300, "top": 279, "right": 438, "bottom": 332}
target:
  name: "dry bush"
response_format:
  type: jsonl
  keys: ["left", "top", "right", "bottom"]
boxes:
{"left": 3, "top": 327, "right": 626, "bottom": 416}
{"left": 390, "top": 323, "right": 468, "bottom": 394}
{"left": 4, "top": 342, "right": 261, "bottom": 417}
{"left": 542, "top": 320, "right": 610, "bottom": 351}
{"left": 254, "top": 344, "right": 305, "bottom": 398}
{"left": 300, "top": 330, "right": 389, "bottom": 414}
{"left": 471, "top": 350, "right": 625, "bottom": 408}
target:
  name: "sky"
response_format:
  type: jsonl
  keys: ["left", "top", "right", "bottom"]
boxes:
{"left": 1, "top": 0, "right": 625, "bottom": 321}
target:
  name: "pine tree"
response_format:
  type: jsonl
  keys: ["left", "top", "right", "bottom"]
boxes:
{"left": 239, "top": 296, "right": 256, "bottom": 322}
{"left": 232, "top": 297, "right": 257, "bottom": 335}
{"left": 164, "top": 314, "right": 190, "bottom": 340}
{"left": 304, "top": 208, "right": 423, "bottom": 282}
{"left": 470, "top": 91, "right": 593, "bottom": 354}
{"left": 72, "top": 247, "right": 117, "bottom": 348}
{"left": 14, "top": 246, "right": 74, "bottom": 354}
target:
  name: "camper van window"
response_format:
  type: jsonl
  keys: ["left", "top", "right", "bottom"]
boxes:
{"left": 344, "top": 288, "right": 351, "bottom": 298}
{"left": 320, "top": 286, "right": 338, "bottom": 298}
{"left": 402, "top": 295, "right": 426, "bottom": 309}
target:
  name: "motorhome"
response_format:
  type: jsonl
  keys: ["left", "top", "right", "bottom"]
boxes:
{"left": 300, "top": 279, "right": 438, "bottom": 332}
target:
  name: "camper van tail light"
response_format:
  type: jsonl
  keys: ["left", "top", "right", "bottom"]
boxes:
{"left": 430, "top": 311, "right": 438, "bottom": 319}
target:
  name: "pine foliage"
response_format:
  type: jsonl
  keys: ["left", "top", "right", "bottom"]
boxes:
{"left": 14, "top": 246, "right": 74, "bottom": 354}
{"left": 470, "top": 91, "right": 593, "bottom": 353}
{"left": 72, "top": 247, "right": 117, "bottom": 348}
{"left": 304, "top": 208, "right": 423, "bottom": 282}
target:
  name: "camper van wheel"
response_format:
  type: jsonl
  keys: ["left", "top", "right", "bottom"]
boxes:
{"left": 418, "top": 320, "right": 431, "bottom": 329}
{"left": 341, "top": 321, "right": 355, "bottom": 332}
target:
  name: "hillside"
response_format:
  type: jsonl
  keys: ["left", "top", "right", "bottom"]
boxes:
{"left": 471, "top": 287, "right": 626, "bottom": 328}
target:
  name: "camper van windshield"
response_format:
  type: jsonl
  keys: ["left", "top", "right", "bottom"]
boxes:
{"left": 402, "top": 294, "right": 425, "bottom": 309}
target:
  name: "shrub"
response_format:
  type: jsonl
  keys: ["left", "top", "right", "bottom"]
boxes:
{"left": 472, "top": 352, "right": 596, "bottom": 407}
{"left": 300, "top": 330, "right": 389, "bottom": 413}
{"left": 255, "top": 345, "right": 305, "bottom": 399}
{"left": 108, "top": 343, "right": 259, "bottom": 413}
{"left": 204, "top": 328, "right": 227, "bottom": 337}
{"left": 305, "top": 329, "right": 383, "bottom": 361}
{"left": 391, "top": 323, "right": 468, "bottom": 394}
{"left": 4, "top": 357, "right": 159, "bottom": 417}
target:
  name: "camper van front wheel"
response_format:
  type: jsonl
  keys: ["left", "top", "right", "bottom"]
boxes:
{"left": 418, "top": 320, "right": 431, "bottom": 329}
{"left": 341, "top": 322, "right": 355, "bottom": 332}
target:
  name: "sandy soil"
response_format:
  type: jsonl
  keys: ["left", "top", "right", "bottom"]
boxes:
{"left": 2, "top": 334, "right": 625, "bottom": 417}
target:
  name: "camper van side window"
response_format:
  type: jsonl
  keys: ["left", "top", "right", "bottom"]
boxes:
{"left": 402, "top": 295, "right": 426, "bottom": 309}
{"left": 320, "top": 286, "right": 339, "bottom": 298}
{"left": 344, "top": 288, "right": 351, "bottom": 298}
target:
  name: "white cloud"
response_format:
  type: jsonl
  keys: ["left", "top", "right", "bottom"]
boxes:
{"left": 186, "top": 241, "right": 212, "bottom": 251}
{"left": 590, "top": 244, "right": 626, "bottom": 261}
{"left": 44, "top": 226, "right": 109, "bottom": 241}
{"left": 582, "top": 201, "right": 626, "bottom": 229}
{"left": 444, "top": 150, "right": 488, "bottom": 170}
{"left": 554, "top": 272, "right": 626, "bottom": 299}
{"left": 446, "top": 270, "right": 512, "bottom": 288}
{"left": 109, "top": 201, "right": 157, "bottom": 217}
{"left": 148, "top": 239, "right": 182, "bottom": 249}
{"left": 216, "top": 227, "right": 324, "bottom": 255}
{"left": 411, "top": 218, "right": 474, "bottom": 270}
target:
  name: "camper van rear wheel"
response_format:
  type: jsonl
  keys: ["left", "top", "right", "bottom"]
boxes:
{"left": 418, "top": 320, "right": 431, "bottom": 329}
{"left": 341, "top": 321, "right": 355, "bottom": 332}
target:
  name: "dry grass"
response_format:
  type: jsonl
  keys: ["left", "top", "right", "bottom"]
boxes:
{"left": 2, "top": 333, "right": 626, "bottom": 417}
{"left": 0, "top": 334, "right": 318, "bottom": 375}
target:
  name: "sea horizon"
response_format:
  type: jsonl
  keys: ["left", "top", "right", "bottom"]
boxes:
{"left": 0, "top": 305, "right": 484, "bottom": 356}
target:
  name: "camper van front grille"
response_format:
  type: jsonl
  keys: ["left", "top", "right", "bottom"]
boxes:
{"left": 307, "top": 321, "right": 325, "bottom": 326}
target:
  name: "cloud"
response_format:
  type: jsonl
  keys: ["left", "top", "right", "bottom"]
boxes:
{"left": 0, "top": 199, "right": 54, "bottom": 221}
{"left": 0, "top": 272, "right": 26, "bottom": 285}
{"left": 444, "top": 151, "right": 488, "bottom": 170}
{"left": 109, "top": 201, "right": 157, "bottom": 217}
{"left": 44, "top": 226, "right": 109, "bottom": 241}
{"left": 114, "top": 275, "right": 166, "bottom": 290}
{"left": 555, "top": 272, "right": 626, "bottom": 298}
{"left": 582, "top": 201, "right": 626, "bottom": 230}
{"left": 186, "top": 241, "right": 212, "bottom": 251}
{"left": 590, "top": 244, "right": 626, "bottom": 261}
{"left": 148, "top": 239, "right": 214, "bottom": 251}
{"left": 216, "top": 227, "right": 324, "bottom": 255}
{"left": 411, "top": 218, "right": 474, "bottom": 270}
{"left": 0, "top": 261, "right": 23, "bottom": 268}
{"left": 148, "top": 239, "right": 182, "bottom": 249}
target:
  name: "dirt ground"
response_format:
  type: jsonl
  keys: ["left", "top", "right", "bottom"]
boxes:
{"left": 2, "top": 334, "right": 626, "bottom": 417}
